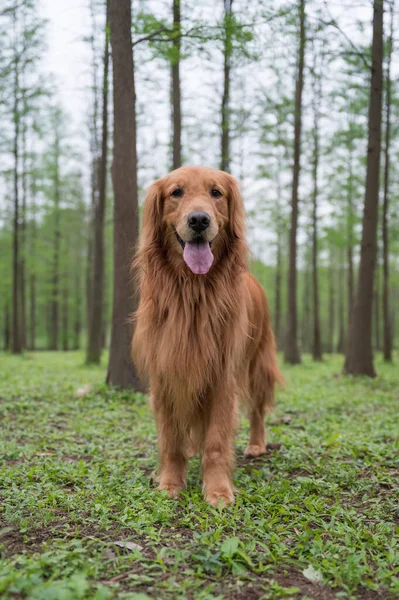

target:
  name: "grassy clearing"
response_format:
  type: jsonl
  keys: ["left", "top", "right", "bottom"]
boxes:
{"left": 0, "top": 351, "right": 398, "bottom": 600}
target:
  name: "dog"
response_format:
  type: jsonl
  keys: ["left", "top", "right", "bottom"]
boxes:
{"left": 132, "top": 166, "right": 282, "bottom": 506}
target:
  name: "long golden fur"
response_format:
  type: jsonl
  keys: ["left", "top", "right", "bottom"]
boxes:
{"left": 132, "top": 166, "right": 282, "bottom": 506}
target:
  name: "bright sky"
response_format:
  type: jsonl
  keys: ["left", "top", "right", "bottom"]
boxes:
{"left": 40, "top": 0, "right": 92, "bottom": 154}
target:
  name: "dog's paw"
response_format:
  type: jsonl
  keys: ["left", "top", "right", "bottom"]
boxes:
{"left": 244, "top": 444, "right": 266, "bottom": 457}
{"left": 205, "top": 488, "right": 235, "bottom": 507}
{"left": 158, "top": 482, "right": 183, "bottom": 499}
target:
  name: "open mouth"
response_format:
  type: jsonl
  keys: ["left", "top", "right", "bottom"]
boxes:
{"left": 175, "top": 230, "right": 186, "bottom": 249}
{"left": 174, "top": 229, "right": 214, "bottom": 275}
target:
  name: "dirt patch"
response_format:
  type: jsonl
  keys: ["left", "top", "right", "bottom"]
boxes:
{"left": 0, "top": 520, "right": 45, "bottom": 558}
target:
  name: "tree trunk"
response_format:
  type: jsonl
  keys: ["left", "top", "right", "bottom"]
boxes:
{"left": 382, "top": 0, "right": 393, "bottom": 362}
{"left": 284, "top": 0, "right": 305, "bottom": 365}
{"left": 87, "top": 0, "right": 110, "bottom": 364}
{"left": 374, "top": 266, "right": 381, "bottom": 351}
{"left": 73, "top": 269, "right": 82, "bottom": 350}
{"left": 274, "top": 229, "right": 282, "bottom": 347}
{"left": 344, "top": 0, "right": 383, "bottom": 377}
{"left": 347, "top": 145, "right": 354, "bottom": 329}
{"left": 220, "top": 0, "right": 233, "bottom": 172}
{"left": 12, "top": 51, "right": 21, "bottom": 355}
{"left": 302, "top": 256, "right": 311, "bottom": 353}
{"left": 62, "top": 276, "right": 69, "bottom": 352}
{"left": 311, "top": 50, "right": 322, "bottom": 361}
{"left": 4, "top": 300, "right": 11, "bottom": 351}
{"left": 328, "top": 247, "right": 335, "bottom": 353}
{"left": 29, "top": 171, "right": 37, "bottom": 351}
{"left": 171, "top": 0, "right": 181, "bottom": 169}
{"left": 107, "top": 0, "right": 142, "bottom": 389}
{"left": 50, "top": 134, "right": 61, "bottom": 351}
{"left": 19, "top": 110, "right": 27, "bottom": 350}
{"left": 336, "top": 250, "right": 345, "bottom": 353}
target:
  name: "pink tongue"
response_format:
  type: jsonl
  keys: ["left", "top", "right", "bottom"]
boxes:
{"left": 183, "top": 241, "right": 214, "bottom": 274}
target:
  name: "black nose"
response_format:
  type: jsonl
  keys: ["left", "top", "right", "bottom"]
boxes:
{"left": 187, "top": 212, "right": 210, "bottom": 233}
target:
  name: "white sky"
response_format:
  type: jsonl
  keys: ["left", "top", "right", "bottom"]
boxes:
{"left": 40, "top": 0, "right": 93, "bottom": 160}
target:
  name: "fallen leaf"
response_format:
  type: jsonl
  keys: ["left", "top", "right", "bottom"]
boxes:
{"left": 115, "top": 540, "right": 143, "bottom": 552}
{"left": 76, "top": 384, "right": 91, "bottom": 397}
{"left": 302, "top": 564, "right": 323, "bottom": 583}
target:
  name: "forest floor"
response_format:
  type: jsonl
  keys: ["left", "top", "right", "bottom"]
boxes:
{"left": 0, "top": 352, "right": 398, "bottom": 600}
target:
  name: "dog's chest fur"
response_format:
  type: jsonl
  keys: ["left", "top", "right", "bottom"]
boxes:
{"left": 141, "top": 269, "right": 248, "bottom": 398}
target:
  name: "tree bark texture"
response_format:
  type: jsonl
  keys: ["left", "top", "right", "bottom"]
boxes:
{"left": 344, "top": 0, "right": 383, "bottom": 376}
{"left": 382, "top": 0, "right": 393, "bottom": 362}
{"left": 284, "top": 0, "right": 305, "bottom": 364}
{"left": 171, "top": 0, "right": 181, "bottom": 169}
{"left": 87, "top": 0, "right": 110, "bottom": 364}
{"left": 220, "top": 0, "right": 233, "bottom": 172}
{"left": 107, "top": 0, "right": 143, "bottom": 389}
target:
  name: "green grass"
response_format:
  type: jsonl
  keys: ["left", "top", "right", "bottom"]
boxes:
{"left": 0, "top": 352, "right": 398, "bottom": 600}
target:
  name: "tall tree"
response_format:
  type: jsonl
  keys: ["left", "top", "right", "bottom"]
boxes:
{"left": 171, "top": 0, "right": 181, "bottom": 169}
{"left": 382, "top": 0, "right": 394, "bottom": 362}
{"left": 220, "top": 0, "right": 233, "bottom": 172}
{"left": 11, "top": 4, "right": 21, "bottom": 354}
{"left": 107, "top": 0, "right": 142, "bottom": 389}
{"left": 49, "top": 115, "right": 61, "bottom": 351}
{"left": 311, "top": 37, "right": 322, "bottom": 361}
{"left": 346, "top": 133, "right": 355, "bottom": 326}
{"left": 284, "top": 0, "right": 305, "bottom": 365}
{"left": 87, "top": 0, "right": 110, "bottom": 365}
{"left": 28, "top": 160, "right": 37, "bottom": 350}
{"left": 344, "top": 0, "right": 384, "bottom": 377}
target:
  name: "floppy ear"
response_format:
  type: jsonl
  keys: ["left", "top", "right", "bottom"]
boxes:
{"left": 227, "top": 175, "right": 246, "bottom": 241}
{"left": 140, "top": 180, "right": 164, "bottom": 249}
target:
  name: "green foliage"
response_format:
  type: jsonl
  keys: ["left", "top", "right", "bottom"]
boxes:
{"left": 1, "top": 352, "right": 398, "bottom": 598}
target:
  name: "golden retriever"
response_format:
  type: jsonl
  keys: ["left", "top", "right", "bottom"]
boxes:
{"left": 132, "top": 166, "right": 282, "bottom": 506}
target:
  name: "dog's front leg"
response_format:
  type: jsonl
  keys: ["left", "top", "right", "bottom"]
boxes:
{"left": 202, "top": 380, "right": 238, "bottom": 507}
{"left": 153, "top": 397, "right": 187, "bottom": 499}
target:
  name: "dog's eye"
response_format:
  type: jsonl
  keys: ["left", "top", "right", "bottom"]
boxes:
{"left": 211, "top": 188, "right": 222, "bottom": 198}
{"left": 171, "top": 188, "right": 184, "bottom": 198}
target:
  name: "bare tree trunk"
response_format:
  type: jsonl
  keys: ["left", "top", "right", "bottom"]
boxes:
{"left": 107, "top": 0, "right": 142, "bottom": 389}
{"left": 4, "top": 300, "right": 11, "bottom": 351}
{"left": 87, "top": 0, "right": 110, "bottom": 364}
{"left": 382, "top": 0, "right": 393, "bottom": 362}
{"left": 19, "top": 109, "right": 27, "bottom": 350}
{"left": 86, "top": 0, "right": 101, "bottom": 334}
{"left": 302, "top": 255, "right": 311, "bottom": 353}
{"left": 284, "top": 0, "right": 305, "bottom": 365}
{"left": 220, "top": 0, "right": 233, "bottom": 172}
{"left": 374, "top": 266, "right": 381, "bottom": 351}
{"left": 73, "top": 269, "right": 82, "bottom": 350}
{"left": 344, "top": 0, "right": 383, "bottom": 377}
{"left": 347, "top": 146, "right": 354, "bottom": 331}
{"left": 171, "top": 0, "right": 181, "bottom": 169}
{"left": 336, "top": 250, "right": 345, "bottom": 353}
{"left": 50, "top": 133, "right": 61, "bottom": 351}
{"left": 328, "top": 247, "right": 335, "bottom": 353}
{"left": 311, "top": 48, "right": 322, "bottom": 361}
{"left": 62, "top": 263, "right": 69, "bottom": 352}
{"left": 274, "top": 229, "right": 282, "bottom": 347}
{"left": 391, "top": 287, "right": 396, "bottom": 348}
{"left": 29, "top": 170, "right": 37, "bottom": 350}
{"left": 12, "top": 49, "right": 21, "bottom": 355}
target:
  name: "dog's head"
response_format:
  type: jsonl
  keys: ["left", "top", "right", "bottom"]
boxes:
{"left": 140, "top": 166, "right": 245, "bottom": 275}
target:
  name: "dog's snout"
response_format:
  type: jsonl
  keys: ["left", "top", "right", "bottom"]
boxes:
{"left": 187, "top": 212, "right": 211, "bottom": 233}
